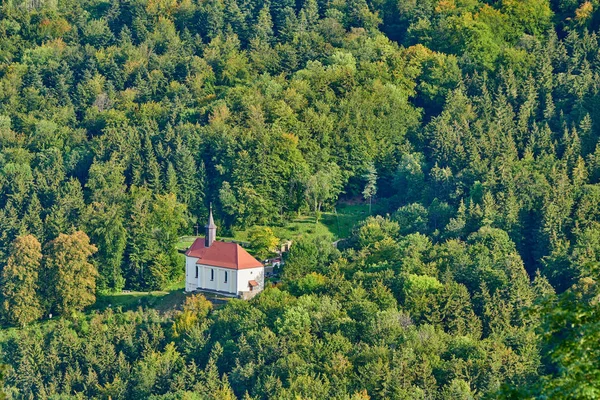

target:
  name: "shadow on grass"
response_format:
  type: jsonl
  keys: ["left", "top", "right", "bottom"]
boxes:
{"left": 321, "top": 203, "right": 370, "bottom": 239}
{"left": 93, "top": 280, "right": 188, "bottom": 314}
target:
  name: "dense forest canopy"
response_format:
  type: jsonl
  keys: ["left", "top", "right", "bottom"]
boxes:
{"left": 0, "top": 0, "right": 600, "bottom": 398}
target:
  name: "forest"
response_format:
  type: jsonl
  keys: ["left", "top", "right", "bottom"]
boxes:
{"left": 0, "top": 0, "right": 599, "bottom": 398}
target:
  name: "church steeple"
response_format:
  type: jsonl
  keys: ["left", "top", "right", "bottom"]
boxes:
{"left": 205, "top": 203, "right": 216, "bottom": 247}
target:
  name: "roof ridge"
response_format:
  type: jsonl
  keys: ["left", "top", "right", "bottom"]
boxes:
{"left": 186, "top": 237, "right": 262, "bottom": 270}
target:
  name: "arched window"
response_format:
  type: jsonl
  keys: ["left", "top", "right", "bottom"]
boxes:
{"left": 210, "top": 269, "right": 214, "bottom": 281}
{"left": 224, "top": 271, "right": 228, "bottom": 283}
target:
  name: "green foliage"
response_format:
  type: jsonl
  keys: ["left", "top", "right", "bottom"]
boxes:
{"left": 362, "top": 163, "right": 377, "bottom": 213}
{"left": 536, "top": 278, "right": 600, "bottom": 398}
{"left": 1, "top": 235, "right": 43, "bottom": 326}
{"left": 124, "top": 189, "right": 186, "bottom": 290}
{"left": 288, "top": 272, "right": 328, "bottom": 295}
{"left": 393, "top": 203, "right": 429, "bottom": 235}
{"left": 0, "top": 222, "right": 587, "bottom": 399}
{"left": 500, "top": 0, "right": 554, "bottom": 36}
{"left": 247, "top": 226, "right": 279, "bottom": 260}
{"left": 282, "top": 235, "right": 340, "bottom": 281}
{"left": 499, "top": 278, "right": 600, "bottom": 399}
{"left": 83, "top": 202, "right": 127, "bottom": 293}
{"left": 305, "top": 163, "right": 344, "bottom": 222}
{"left": 354, "top": 215, "right": 400, "bottom": 248}
{"left": 172, "top": 294, "right": 213, "bottom": 337}
{"left": 0, "top": 0, "right": 599, "bottom": 397}
{"left": 44, "top": 231, "right": 98, "bottom": 315}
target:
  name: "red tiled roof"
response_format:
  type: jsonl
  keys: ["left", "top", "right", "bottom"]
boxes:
{"left": 248, "top": 280, "right": 259, "bottom": 287}
{"left": 185, "top": 238, "right": 263, "bottom": 270}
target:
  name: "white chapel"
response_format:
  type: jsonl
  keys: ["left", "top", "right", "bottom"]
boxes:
{"left": 184, "top": 206, "right": 264, "bottom": 298}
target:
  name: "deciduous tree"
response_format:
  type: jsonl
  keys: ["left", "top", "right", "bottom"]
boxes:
{"left": 45, "top": 231, "right": 98, "bottom": 315}
{"left": 1, "top": 235, "right": 43, "bottom": 326}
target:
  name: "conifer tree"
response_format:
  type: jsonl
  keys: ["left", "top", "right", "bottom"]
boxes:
{"left": 362, "top": 163, "right": 377, "bottom": 214}
{"left": 83, "top": 202, "right": 127, "bottom": 292}
{"left": 174, "top": 143, "right": 204, "bottom": 216}
{"left": 164, "top": 161, "right": 178, "bottom": 196}
{"left": 254, "top": 5, "right": 274, "bottom": 43}
{"left": 299, "top": 0, "right": 319, "bottom": 30}
{"left": 22, "top": 193, "right": 44, "bottom": 240}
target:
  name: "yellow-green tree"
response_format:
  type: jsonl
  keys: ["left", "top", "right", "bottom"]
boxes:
{"left": 1, "top": 235, "right": 43, "bottom": 326}
{"left": 501, "top": 0, "right": 554, "bottom": 36}
{"left": 45, "top": 231, "right": 98, "bottom": 315}
{"left": 248, "top": 226, "right": 279, "bottom": 259}
{"left": 172, "top": 294, "right": 213, "bottom": 337}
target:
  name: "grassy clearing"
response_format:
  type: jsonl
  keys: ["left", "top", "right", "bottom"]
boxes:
{"left": 233, "top": 215, "right": 334, "bottom": 243}
{"left": 177, "top": 237, "right": 197, "bottom": 250}
{"left": 322, "top": 203, "right": 370, "bottom": 239}
{"left": 0, "top": 280, "right": 188, "bottom": 335}
{"left": 179, "top": 203, "right": 369, "bottom": 250}
{"left": 269, "top": 204, "right": 369, "bottom": 241}
{"left": 94, "top": 278, "right": 187, "bottom": 314}
{"left": 177, "top": 202, "right": 369, "bottom": 262}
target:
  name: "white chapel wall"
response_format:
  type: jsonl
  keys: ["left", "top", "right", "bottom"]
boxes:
{"left": 186, "top": 256, "right": 264, "bottom": 296}
{"left": 236, "top": 267, "right": 264, "bottom": 293}
{"left": 185, "top": 256, "right": 199, "bottom": 292}
{"left": 197, "top": 264, "right": 237, "bottom": 294}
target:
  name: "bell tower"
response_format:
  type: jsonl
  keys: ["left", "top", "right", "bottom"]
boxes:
{"left": 205, "top": 203, "right": 217, "bottom": 247}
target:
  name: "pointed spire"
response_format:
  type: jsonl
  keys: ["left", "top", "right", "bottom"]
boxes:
{"left": 207, "top": 203, "right": 216, "bottom": 227}
{"left": 205, "top": 203, "right": 217, "bottom": 247}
